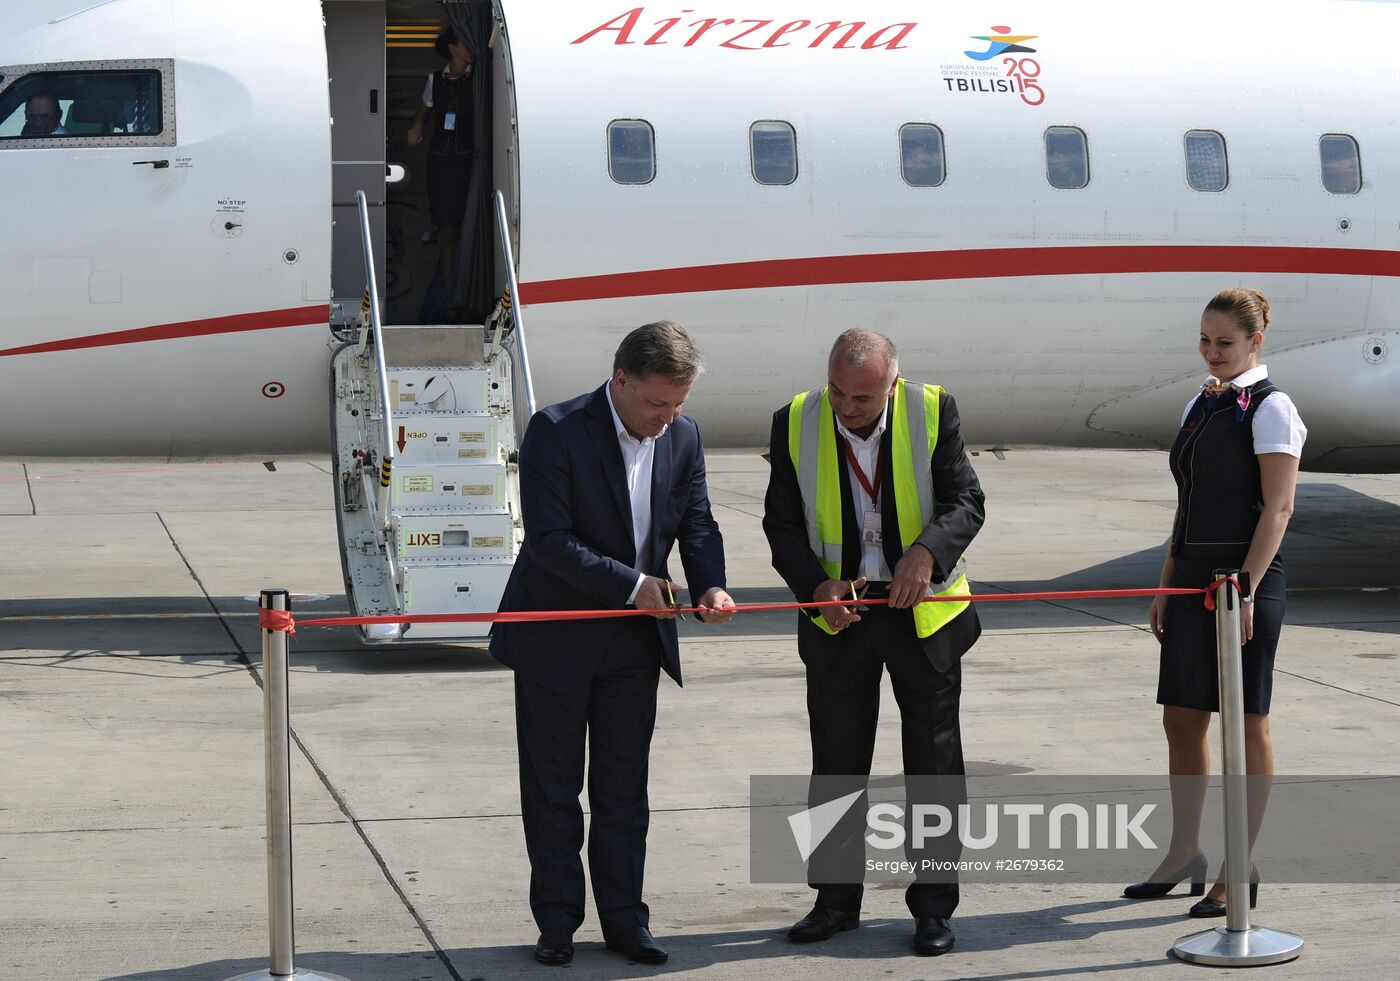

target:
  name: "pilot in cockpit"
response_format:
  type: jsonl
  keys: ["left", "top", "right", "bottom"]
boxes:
{"left": 21, "top": 95, "right": 66, "bottom": 137}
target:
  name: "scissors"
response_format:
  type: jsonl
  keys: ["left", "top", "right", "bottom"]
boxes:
{"left": 850, "top": 579, "right": 870, "bottom": 612}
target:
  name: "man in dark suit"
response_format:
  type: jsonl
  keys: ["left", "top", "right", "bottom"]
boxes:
{"left": 763, "top": 329, "right": 985, "bottom": 957}
{"left": 491, "top": 320, "right": 735, "bottom": 967}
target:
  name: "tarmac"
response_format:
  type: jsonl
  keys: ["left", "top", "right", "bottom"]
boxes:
{"left": 2, "top": 449, "right": 1397, "bottom": 981}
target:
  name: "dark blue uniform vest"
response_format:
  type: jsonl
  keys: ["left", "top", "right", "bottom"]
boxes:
{"left": 429, "top": 69, "right": 472, "bottom": 155}
{"left": 1168, "top": 379, "right": 1279, "bottom": 555}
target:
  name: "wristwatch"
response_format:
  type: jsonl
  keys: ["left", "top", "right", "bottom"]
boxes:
{"left": 1237, "top": 571, "right": 1253, "bottom": 604}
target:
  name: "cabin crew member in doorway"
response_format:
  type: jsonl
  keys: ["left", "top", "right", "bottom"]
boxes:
{"left": 1125, "top": 287, "right": 1306, "bottom": 916}
{"left": 491, "top": 321, "right": 736, "bottom": 967}
{"left": 406, "top": 29, "right": 474, "bottom": 308}
{"left": 763, "top": 330, "right": 985, "bottom": 957}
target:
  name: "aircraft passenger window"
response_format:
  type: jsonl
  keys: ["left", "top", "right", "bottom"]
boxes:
{"left": 900, "top": 124, "right": 945, "bottom": 187}
{"left": 1044, "top": 126, "right": 1089, "bottom": 189}
{"left": 1184, "top": 130, "right": 1228, "bottom": 192}
{"left": 1319, "top": 134, "right": 1361, "bottom": 194}
{"left": 750, "top": 121, "right": 797, "bottom": 186}
{"left": 607, "top": 119, "right": 655, "bottom": 185}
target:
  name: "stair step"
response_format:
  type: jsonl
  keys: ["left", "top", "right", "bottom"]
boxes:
{"left": 401, "top": 561, "right": 516, "bottom": 640}
{"left": 392, "top": 411, "right": 504, "bottom": 466}
{"left": 391, "top": 462, "right": 510, "bottom": 511}
{"left": 387, "top": 363, "right": 510, "bottom": 414}
{"left": 381, "top": 324, "right": 485, "bottom": 366}
{"left": 393, "top": 512, "right": 517, "bottom": 564}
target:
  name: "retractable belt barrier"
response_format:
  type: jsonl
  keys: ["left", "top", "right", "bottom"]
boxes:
{"left": 257, "top": 581, "right": 1239, "bottom": 636}
{"left": 233, "top": 573, "right": 1299, "bottom": 981}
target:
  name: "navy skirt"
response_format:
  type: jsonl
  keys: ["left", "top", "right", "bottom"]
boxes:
{"left": 426, "top": 146, "right": 472, "bottom": 227}
{"left": 1157, "top": 550, "right": 1285, "bottom": 714}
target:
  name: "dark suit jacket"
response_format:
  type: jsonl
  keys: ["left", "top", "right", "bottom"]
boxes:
{"left": 763, "top": 389, "right": 986, "bottom": 673}
{"left": 491, "top": 384, "right": 727, "bottom": 693}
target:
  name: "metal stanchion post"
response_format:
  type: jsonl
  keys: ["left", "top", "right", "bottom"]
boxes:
{"left": 224, "top": 591, "right": 350, "bottom": 981}
{"left": 1172, "top": 572, "right": 1303, "bottom": 966}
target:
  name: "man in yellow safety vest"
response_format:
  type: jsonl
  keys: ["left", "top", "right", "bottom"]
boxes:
{"left": 762, "top": 328, "right": 986, "bottom": 957}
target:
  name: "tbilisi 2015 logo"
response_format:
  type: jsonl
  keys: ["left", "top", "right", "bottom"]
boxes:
{"left": 941, "top": 25, "right": 1044, "bottom": 106}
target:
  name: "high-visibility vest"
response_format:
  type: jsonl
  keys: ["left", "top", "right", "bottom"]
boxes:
{"left": 787, "top": 379, "right": 971, "bottom": 638}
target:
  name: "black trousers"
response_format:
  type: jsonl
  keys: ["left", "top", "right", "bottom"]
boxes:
{"left": 514, "top": 618, "right": 662, "bottom": 936}
{"left": 804, "top": 604, "right": 966, "bottom": 919}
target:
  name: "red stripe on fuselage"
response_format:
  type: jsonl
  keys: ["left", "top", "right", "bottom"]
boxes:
{"left": 516, "top": 245, "right": 1400, "bottom": 305}
{"left": 0, "top": 305, "right": 331, "bottom": 358}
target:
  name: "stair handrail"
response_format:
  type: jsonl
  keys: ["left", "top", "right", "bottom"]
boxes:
{"left": 355, "top": 190, "right": 395, "bottom": 531}
{"left": 492, "top": 189, "right": 537, "bottom": 420}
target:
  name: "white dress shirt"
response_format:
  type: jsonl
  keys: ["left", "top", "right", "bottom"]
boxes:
{"left": 1181, "top": 364, "right": 1308, "bottom": 458}
{"left": 605, "top": 380, "right": 666, "bottom": 603}
{"left": 835, "top": 405, "right": 895, "bottom": 583}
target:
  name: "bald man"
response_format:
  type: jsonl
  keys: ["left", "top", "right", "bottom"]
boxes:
{"left": 764, "top": 329, "right": 986, "bottom": 957}
{"left": 22, "top": 96, "right": 66, "bottom": 136}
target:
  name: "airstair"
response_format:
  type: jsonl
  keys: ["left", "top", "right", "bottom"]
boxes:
{"left": 329, "top": 190, "right": 535, "bottom": 644}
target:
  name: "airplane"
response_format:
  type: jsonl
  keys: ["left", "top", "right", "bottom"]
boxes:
{"left": 2, "top": 0, "right": 1396, "bottom": 639}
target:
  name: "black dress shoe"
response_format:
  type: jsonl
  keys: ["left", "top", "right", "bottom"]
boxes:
{"left": 787, "top": 905, "right": 860, "bottom": 942}
{"left": 533, "top": 932, "right": 573, "bottom": 966}
{"left": 1122, "top": 850, "right": 1208, "bottom": 899}
{"left": 604, "top": 925, "right": 668, "bottom": 964}
{"left": 913, "top": 915, "right": 955, "bottom": 956}
{"left": 1189, "top": 867, "right": 1260, "bottom": 918}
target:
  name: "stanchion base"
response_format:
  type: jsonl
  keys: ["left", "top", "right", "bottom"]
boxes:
{"left": 221, "top": 970, "right": 353, "bottom": 981}
{"left": 1172, "top": 925, "right": 1304, "bottom": 966}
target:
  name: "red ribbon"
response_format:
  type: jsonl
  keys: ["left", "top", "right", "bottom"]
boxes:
{"left": 255, "top": 586, "right": 1211, "bottom": 634}
{"left": 1201, "top": 576, "right": 1243, "bottom": 613}
{"left": 259, "top": 608, "right": 298, "bottom": 636}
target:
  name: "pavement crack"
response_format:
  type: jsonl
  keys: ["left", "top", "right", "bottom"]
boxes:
{"left": 283, "top": 726, "right": 467, "bottom": 981}
{"left": 713, "top": 501, "right": 764, "bottom": 519}
{"left": 22, "top": 463, "right": 37, "bottom": 515}
{"left": 976, "top": 581, "right": 1145, "bottom": 630}
{"left": 1273, "top": 668, "right": 1400, "bottom": 709}
{"left": 155, "top": 512, "right": 246, "bottom": 656}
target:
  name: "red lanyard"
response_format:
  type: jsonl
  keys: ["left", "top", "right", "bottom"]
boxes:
{"left": 841, "top": 437, "right": 881, "bottom": 506}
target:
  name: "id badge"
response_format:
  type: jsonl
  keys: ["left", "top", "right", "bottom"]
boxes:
{"left": 443, "top": 111, "right": 456, "bottom": 131}
{"left": 862, "top": 510, "right": 883, "bottom": 547}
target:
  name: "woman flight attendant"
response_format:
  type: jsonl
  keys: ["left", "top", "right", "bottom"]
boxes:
{"left": 1123, "top": 287, "right": 1307, "bottom": 917}
{"left": 406, "top": 29, "right": 475, "bottom": 316}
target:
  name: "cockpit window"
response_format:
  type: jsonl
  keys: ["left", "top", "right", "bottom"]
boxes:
{"left": 0, "top": 62, "right": 173, "bottom": 146}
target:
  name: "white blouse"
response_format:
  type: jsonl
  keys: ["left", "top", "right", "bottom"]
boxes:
{"left": 1180, "top": 364, "right": 1307, "bottom": 458}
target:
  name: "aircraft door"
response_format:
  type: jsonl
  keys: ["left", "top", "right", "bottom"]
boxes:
{"left": 325, "top": 1, "right": 387, "bottom": 312}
